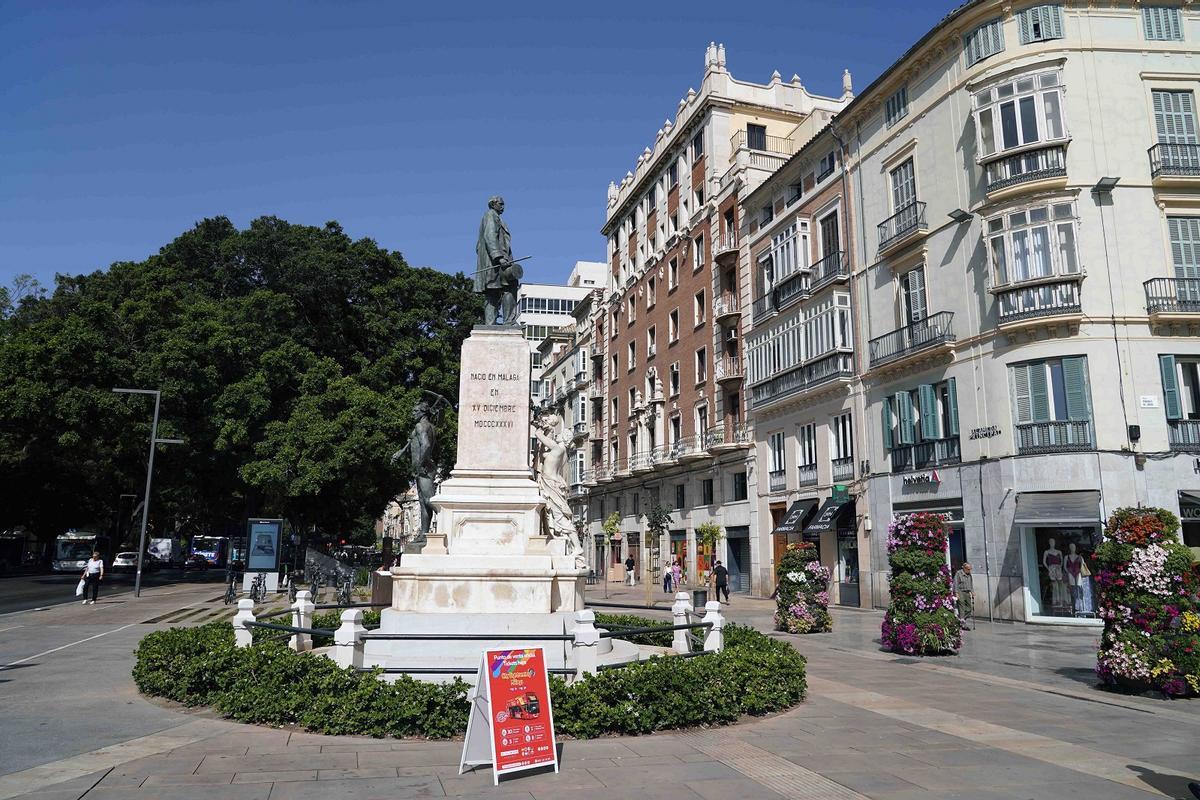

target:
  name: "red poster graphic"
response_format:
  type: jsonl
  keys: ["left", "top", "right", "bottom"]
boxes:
{"left": 485, "top": 647, "right": 557, "bottom": 778}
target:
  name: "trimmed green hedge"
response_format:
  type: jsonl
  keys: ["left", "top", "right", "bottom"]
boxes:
{"left": 133, "top": 615, "right": 806, "bottom": 739}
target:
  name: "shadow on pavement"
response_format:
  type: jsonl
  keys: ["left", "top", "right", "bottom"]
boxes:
{"left": 1126, "top": 764, "right": 1196, "bottom": 798}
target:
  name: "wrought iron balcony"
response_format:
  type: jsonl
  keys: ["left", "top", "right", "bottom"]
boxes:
{"left": 1015, "top": 420, "right": 1093, "bottom": 454}
{"left": 868, "top": 311, "right": 955, "bottom": 369}
{"left": 1149, "top": 142, "right": 1200, "bottom": 178}
{"left": 831, "top": 456, "right": 855, "bottom": 482}
{"left": 714, "top": 356, "right": 744, "bottom": 384}
{"left": 809, "top": 250, "right": 849, "bottom": 294}
{"left": 984, "top": 144, "right": 1067, "bottom": 194}
{"left": 706, "top": 423, "right": 752, "bottom": 451}
{"left": 773, "top": 270, "right": 810, "bottom": 311}
{"left": 750, "top": 351, "right": 854, "bottom": 409}
{"left": 713, "top": 292, "right": 740, "bottom": 322}
{"left": 592, "top": 465, "right": 611, "bottom": 483}
{"left": 648, "top": 446, "right": 670, "bottom": 467}
{"left": 768, "top": 470, "right": 787, "bottom": 493}
{"left": 1169, "top": 420, "right": 1200, "bottom": 452}
{"left": 752, "top": 294, "right": 774, "bottom": 323}
{"left": 730, "top": 129, "right": 797, "bottom": 156}
{"left": 890, "top": 437, "right": 961, "bottom": 472}
{"left": 673, "top": 433, "right": 709, "bottom": 461}
{"left": 1145, "top": 277, "right": 1200, "bottom": 316}
{"left": 797, "top": 464, "right": 818, "bottom": 488}
{"left": 877, "top": 201, "right": 927, "bottom": 252}
{"left": 714, "top": 231, "right": 739, "bottom": 262}
{"left": 996, "top": 278, "right": 1082, "bottom": 325}
{"left": 613, "top": 458, "right": 630, "bottom": 476}
{"left": 630, "top": 451, "right": 652, "bottom": 472}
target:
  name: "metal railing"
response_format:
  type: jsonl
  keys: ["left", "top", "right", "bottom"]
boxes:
{"left": 750, "top": 351, "right": 854, "bottom": 408}
{"left": 832, "top": 456, "right": 855, "bottom": 482}
{"left": 1015, "top": 420, "right": 1093, "bottom": 454}
{"left": 768, "top": 469, "right": 786, "bottom": 493}
{"left": 592, "top": 465, "right": 610, "bottom": 482}
{"left": 809, "top": 250, "right": 849, "bottom": 293}
{"left": 1145, "top": 277, "right": 1200, "bottom": 314}
{"left": 1169, "top": 420, "right": 1200, "bottom": 452}
{"left": 877, "top": 201, "right": 927, "bottom": 250}
{"left": 797, "top": 463, "right": 818, "bottom": 487}
{"left": 1149, "top": 142, "right": 1200, "bottom": 178}
{"left": 869, "top": 311, "right": 955, "bottom": 368}
{"left": 773, "top": 270, "right": 810, "bottom": 310}
{"left": 730, "top": 129, "right": 797, "bottom": 155}
{"left": 713, "top": 292, "right": 740, "bottom": 319}
{"left": 705, "top": 423, "right": 751, "bottom": 449}
{"left": 714, "top": 355, "right": 743, "bottom": 382}
{"left": 996, "top": 278, "right": 1082, "bottom": 323}
{"left": 984, "top": 144, "right": 1067, "bottom": 193}
{"left": 890, "top": 437, "right": 961, "bottom": 471}
{"left": 631, "top": 451, "right": 652, "bottom": 471}
{"left": 752, "top": 294, "right": 774, "bottom": 323}
{"left": 714, "top": 231, "right": 739, "bottom": 258}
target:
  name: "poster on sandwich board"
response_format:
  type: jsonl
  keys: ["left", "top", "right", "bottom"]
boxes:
{"left": 459, "top": 647, "right": 559, "bottom": 784}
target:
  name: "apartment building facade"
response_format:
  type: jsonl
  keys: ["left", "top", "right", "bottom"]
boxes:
{"left": 741, "top": 124, "right": 869, "bottom": 603}
{"left": 584, "top": 43, "right": 850, "bottom": 590}
{"left": 518, "top": 260, "right": 605, "bottom": 403}
{"left": 837, "top": 0, "right": 1200, "bottom": 623}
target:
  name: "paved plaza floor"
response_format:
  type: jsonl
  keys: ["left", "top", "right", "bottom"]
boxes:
{"left": 1, "top": 580, "right": 1198, "bottom": 800}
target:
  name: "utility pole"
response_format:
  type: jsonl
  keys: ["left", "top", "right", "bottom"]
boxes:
{"left": 113, "top": 388, "right": 184, "bottom": 597}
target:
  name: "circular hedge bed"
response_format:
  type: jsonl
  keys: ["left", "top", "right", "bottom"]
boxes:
{"left": 133, "top": 614, "right": 806, "bottom": 739}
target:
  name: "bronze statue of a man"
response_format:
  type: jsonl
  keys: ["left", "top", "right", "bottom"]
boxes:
{"left": 475, "top": 195, "right": 521, "bottom": 325}
{"left": 391, "top": 400, "right": 438, "bottom": 540}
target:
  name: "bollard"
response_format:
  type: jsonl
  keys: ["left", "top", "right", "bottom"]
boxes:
{"left": 333, "top": 609, "right": 366, "bottom": 669}
{"left": 571, "top": 609, "right": 600, "bottom": 678}
{"left": 671, "top": 591, "right": 692, "bottom": 654}
{"left": 233, "top": 599, "right": 256, "bottom": 648}
{"left": 703, "top": 600, "right": 725, "bottom": 652}
{"left": 290, "top": 590, "right": 314, "bottom": 652}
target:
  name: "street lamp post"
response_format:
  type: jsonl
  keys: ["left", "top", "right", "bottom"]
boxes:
{"left": 112, "top": 388, "right": 183, "bottom": 597}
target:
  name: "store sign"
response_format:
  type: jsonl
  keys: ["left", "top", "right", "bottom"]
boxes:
{"left": 833, "top": 484, "right": 850, "bottom": 503}
{"left": 460, "top": 648, "right": 559, "bottom": 784}
{"left": 902, "top": 470, "right": 941, "bottom": 487}
{"left": 1180, "top": 503, "right": 1200, "bottom": 520}
{"left": 969, "top": 425, "right": 1001, "bottom": 440}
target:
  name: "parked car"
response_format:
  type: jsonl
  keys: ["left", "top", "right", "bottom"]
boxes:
{"left": 111, "top": 552, "right": 138, "bottom": 573}
{"left": 183, "top": 553, "right": 210, "bottom": 571}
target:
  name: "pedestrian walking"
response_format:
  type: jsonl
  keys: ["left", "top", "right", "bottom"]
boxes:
{"left": 671, "top": 559, "right": 682, "bottom": 590}
{"left": 954, "top": 562, "right": 975, "bottom": 630}
{"left": 714, "top": 560, "right": 730, "bottom": 604}
{"left": 662, "top": 562, "right": 673, "bottom": 594}
{"left": 81, "top": 551, "right": 104, "bottom": 605}
{"left": 624, "top": 555, "right": 636, "bottom": 586}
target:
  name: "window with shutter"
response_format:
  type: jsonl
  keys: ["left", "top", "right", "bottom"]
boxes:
{"left": 1153, "top": 90, "right": 1198, "bottom": 144}
{"left": 1143, "top": 6, "right": 1183, "bottom": 40}
{"left": 1018, "top": 5, "right": 1065, "bottom": 43}
{"left": 919, "top": 384, "right": 941, "bottom": 440}
{"left": 885, "top": 87, "right": 909, "bottom": 127}
{"left": 896, "top": 392, "right": 915, "bottom": 445}
{"left": 1029, "top": 361, "right": 1051, "bottom": 421}
{"left": 1011, "top": 363, "right": 1033, "bottom": 424}
{"left": 964, "top": 18, "right": 1006, "bottom": 66}
{"left": 1061, "top": 356, "right": 1090, "bottom": 421}
{"left": 901, "top": 267, "right": 927, "bottom": 324}
{"left": 882, "top": 399, "right": 894, "bottom": 449}
{"left": 1168, "top": 217, "right": 1200, "bottom": 279}
{"left": 1161, "top": 355, "right": 1183, "bottom": 420}
{"left": 946, "top": 378, "right": 961, "bottom": 436}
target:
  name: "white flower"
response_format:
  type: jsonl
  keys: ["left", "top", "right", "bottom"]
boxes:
{"left": 785, "top": 571, "right": 806, "bottom": 583}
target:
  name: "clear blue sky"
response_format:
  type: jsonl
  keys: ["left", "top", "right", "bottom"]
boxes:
{"left": 0, "top": 0, "right": 952, "bottom": 289}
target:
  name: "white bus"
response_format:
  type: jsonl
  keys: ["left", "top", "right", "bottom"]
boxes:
{"left": 52, "top": 530, "right": 109, "bottom": 573}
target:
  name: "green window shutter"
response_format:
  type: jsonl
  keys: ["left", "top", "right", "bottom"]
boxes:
{"left": 882, "top": 399, "right": 894, "bottom": 449}
{"left": 1062, "top": 356, "right": 1090, "bottom": 421}
{"left": 1029, "top": 362, "right": 1051, "bottom": 422}
{"left": 1160, "top": 355, "right": 1182, "bottom": 420}
{"left": 1046, "top": 5, "right": 1064, "bottom": 39}
{"left": 1169, "top": 216, "right": 1200, "bottom": 279}
{"left": 946, "top": 377, "right": 961, "bottom": 436}
{"left": 919, "top": 384, "right": 940, "bottom": 440}
{"left": 1010, "top": 364, "right": 1033, "bottom": 424}
{"left": 896, "top": 391, "right": 915, "bottom": 445}
{"left": 1018, "top": 8, "right": 1034, "bottom": 43}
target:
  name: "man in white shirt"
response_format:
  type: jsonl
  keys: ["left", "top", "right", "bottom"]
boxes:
{"left": 81, "top": 552, "right": 104, "bottom": 605}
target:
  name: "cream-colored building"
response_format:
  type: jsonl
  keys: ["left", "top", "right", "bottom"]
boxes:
{"left": 835, "top": 0, "right": 1200, "bottom": 623}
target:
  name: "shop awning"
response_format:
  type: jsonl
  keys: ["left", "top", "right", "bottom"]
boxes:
{"left": 804, "top": 497, "right": 854, "bottom": 540}
{"left": 1179, "top": 490, "right": 1200, "bottom": 506}
{"left": 1013, "top": 491, "right": 1101, "bottom": 526}
{"left": 771, "top": 499, "right": 819, "bottom": 537}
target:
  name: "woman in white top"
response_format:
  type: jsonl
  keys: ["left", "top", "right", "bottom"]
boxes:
{"left": 81, "top": 551, "right": 104, "bottom": 605}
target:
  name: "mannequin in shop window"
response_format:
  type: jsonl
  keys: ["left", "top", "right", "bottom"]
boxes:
{"left": 1042, "top": 538, "right": 1070, "bottom": 614}
{"left": 1064, "top": 542, "right": 1094, "bottom": 616}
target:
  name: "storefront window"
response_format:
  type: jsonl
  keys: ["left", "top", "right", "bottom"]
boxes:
{"left": 836, "top": 534, "right": 859, "bottom": 606}
{"left": 669, "top": 531, "right": 688, "bottom": 583}
{"left": 1026, "top": 527, "right": 1099, "bottom": 618}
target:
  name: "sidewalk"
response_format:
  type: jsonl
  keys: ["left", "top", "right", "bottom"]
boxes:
{"left": 2, "top": 582, "right": 1198, "bottom": 799}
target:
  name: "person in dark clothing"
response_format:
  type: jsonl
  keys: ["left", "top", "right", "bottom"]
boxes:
{"left": 714, "top": 560, "right": 730, "bottom": 603}
{"left": 624, "top": 555, "right": 635, "bottom": 586}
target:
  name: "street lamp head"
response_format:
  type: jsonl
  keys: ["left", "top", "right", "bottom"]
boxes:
{"left": 947, "top": 208, "right": 973, "bottom": 224}
{"left": 112, "top": 387, "right": 159, "bottom": 396}
{"left": 1092, "top": 176, "right": 1120, "bottom": 194}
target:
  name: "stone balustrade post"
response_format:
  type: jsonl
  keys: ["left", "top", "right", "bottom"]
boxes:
{"left": 232, "top": 599, "right": 256, "bottom": 648}
{"left": 571, "top": 609, "right": 600, "bottom": 678}
{"left": 703, "top": 600, "right": 725, "bottom": 652}
{"left": 290, "top": 590, "right": 314, "bottom": 652}
{"left": 333, "top": 609, "right": 366, "bottom": 669}
{"left": 672, "top": 591, "right": 692, "bottom": 654}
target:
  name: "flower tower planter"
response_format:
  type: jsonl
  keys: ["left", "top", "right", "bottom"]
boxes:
{"left": 881, "top": 512, "right": 960, "bottom": 655}
{"left": 1095, "top": 507, "right": 1200, "bottom": 697}
{"left": 774, "top": 543, "right": 832, "bottom": 634}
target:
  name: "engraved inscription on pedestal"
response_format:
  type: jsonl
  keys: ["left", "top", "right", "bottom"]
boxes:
{"left": 453, "top": 329, "right": 532, "bottom": 475}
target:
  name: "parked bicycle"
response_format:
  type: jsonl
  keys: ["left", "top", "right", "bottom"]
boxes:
{"left": 287, "top": 573, "right": 298, "bottom": 603}
{"left": 249, "top": 572, "right": 266, "bottom": 604}
{"left": 308, "top": 570, "right": 320, "bottom": 601}
{"left": 223, "top": 572, "right": 238, "bottom": 605}
{"left": 337, "top": 575, "right": 353, "bottom": 606}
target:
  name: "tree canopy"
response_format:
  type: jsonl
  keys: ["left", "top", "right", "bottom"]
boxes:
{"left": 0, "top": 216, "right": 481, "bottom": 545}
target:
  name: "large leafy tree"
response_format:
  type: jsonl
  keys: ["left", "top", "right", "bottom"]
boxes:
{"left": 0, "top": 217, "right": 480, "bottom": 548}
